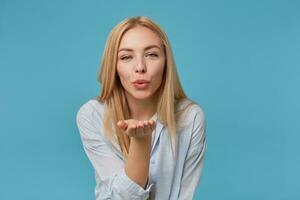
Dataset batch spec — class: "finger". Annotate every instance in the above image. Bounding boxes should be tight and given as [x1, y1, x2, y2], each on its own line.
[144, 120, 152, 134]
[117, 120, 127, 130]
[127, 123, 137, 137]
[149, 119, 156, 131]
[143, 120, 149, 128]
[143, 120, 150, 134]
[136, 121, 144, 136]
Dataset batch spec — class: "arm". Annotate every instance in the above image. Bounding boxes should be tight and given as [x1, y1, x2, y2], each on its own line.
[125, 136, 152, 189]
[76, 103, 152, 200]
[178, 110, 207, 200]
[117, 119, 155, 189]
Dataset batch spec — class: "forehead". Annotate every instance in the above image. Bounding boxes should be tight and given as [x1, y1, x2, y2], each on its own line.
[118, 26, 162, 50]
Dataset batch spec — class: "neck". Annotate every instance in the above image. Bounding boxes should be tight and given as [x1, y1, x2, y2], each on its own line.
[126, 93, 158, 121]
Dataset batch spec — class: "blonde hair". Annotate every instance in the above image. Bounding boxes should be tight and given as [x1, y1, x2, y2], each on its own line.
[96, 16, 194, 159]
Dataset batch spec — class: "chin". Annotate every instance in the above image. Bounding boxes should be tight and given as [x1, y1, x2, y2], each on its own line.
[131, 91, 154, 100]
[132, 94, 152, 100]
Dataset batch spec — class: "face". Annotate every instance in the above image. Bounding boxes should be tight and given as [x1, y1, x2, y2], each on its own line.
[116, 26, 166, 102]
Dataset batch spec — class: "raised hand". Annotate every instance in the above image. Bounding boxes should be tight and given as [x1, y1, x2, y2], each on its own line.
[117, 119, 156, 139]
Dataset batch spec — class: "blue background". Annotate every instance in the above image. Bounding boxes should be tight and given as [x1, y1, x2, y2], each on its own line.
[1, 0, 299, 199]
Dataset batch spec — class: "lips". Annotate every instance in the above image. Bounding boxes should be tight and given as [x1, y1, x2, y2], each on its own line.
[132, 79, 150, 89]
[133, 79, 150, 84]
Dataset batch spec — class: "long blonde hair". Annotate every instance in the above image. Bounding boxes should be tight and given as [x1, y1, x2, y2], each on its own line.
[97, 16, 193, 159]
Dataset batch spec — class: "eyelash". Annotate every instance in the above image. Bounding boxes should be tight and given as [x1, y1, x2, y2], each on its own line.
[120, 53, 158, 60]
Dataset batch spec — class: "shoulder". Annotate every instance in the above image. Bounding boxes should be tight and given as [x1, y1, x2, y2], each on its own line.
[77, 99, 104, 115]
[76, 99, 105, 126]
[176, 98, 206, 128]
[176, 99, 206, 154]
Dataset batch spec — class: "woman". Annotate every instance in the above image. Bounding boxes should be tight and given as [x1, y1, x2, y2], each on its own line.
[76, 16, 207, 200]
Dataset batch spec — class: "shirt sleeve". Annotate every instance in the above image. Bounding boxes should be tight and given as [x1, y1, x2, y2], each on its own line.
[178, 108, 207, 200]
[76, 101, 152, 200]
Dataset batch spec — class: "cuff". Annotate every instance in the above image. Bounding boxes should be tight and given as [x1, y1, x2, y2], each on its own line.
[115, 168, 153, 199]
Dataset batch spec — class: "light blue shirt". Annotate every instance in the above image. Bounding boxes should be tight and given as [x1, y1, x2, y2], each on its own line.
[76, 99, 207, 200]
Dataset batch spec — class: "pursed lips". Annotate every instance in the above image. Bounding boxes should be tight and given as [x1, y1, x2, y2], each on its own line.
[132, 79, 150, 89]
[132, 79, 150, 84]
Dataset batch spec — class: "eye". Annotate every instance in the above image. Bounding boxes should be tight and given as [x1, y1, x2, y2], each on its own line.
[120, 55, 132, 60]
[146, 53, 158, 58]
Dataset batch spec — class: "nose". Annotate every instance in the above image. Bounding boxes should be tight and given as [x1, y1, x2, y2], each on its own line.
[135, 56, 146, 73]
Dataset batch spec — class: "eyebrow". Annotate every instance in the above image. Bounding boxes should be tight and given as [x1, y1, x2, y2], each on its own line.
[118, 45, 161, 53]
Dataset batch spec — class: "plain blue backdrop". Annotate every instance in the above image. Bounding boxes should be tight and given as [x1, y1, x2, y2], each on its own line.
[1, 0, 299, 199]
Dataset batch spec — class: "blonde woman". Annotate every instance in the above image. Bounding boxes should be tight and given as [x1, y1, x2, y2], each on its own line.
[76, 16, 207, 200]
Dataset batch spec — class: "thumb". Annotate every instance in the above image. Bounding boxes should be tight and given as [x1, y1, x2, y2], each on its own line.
[117, 120, 128, 130]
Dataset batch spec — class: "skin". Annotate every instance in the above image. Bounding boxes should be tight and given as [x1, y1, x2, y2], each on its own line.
[115, 25, 166, 188]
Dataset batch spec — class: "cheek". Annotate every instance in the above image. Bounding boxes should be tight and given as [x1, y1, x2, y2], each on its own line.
[155, 60, 165, 77]
[151, 64, 165, 86]
[117, 66, 130, 80]
[117, 66, 134, 92]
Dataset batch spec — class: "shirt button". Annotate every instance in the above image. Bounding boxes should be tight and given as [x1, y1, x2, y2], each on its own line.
[151, 160, 155, 165]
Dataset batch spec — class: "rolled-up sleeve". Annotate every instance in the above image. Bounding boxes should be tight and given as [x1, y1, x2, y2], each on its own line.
[76, 101, 152, 200]
[178, 108, 207, 200]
